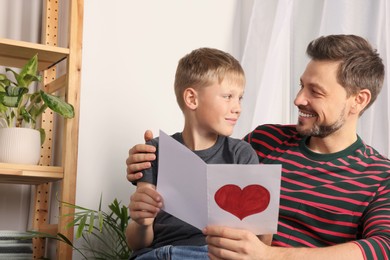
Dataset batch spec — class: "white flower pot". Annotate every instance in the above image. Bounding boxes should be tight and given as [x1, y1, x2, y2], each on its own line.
[0, 128, 41, 165]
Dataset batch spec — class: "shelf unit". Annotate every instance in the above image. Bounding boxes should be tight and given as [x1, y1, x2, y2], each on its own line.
[0, 1, 83, 259]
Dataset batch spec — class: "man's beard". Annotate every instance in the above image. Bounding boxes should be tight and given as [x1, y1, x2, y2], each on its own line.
[297, 107, 346, 138]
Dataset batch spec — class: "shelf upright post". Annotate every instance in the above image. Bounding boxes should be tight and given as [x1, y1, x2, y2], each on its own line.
[32, 0, 60, 258]
[57, 0, 84, 259]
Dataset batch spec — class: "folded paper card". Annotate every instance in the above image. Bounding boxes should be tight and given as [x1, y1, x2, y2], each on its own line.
[156, 130, 282, 235]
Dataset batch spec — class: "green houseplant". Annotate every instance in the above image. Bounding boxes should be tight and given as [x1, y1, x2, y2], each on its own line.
[0, 54, 74, 164]
[0, 54, 74, 130]
[30, 196, 132, 260]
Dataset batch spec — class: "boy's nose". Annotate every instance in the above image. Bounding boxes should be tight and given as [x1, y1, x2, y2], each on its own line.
[232, 100, 242, 114]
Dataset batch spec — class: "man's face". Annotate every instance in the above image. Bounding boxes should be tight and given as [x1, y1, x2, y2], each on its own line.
[294, 60, 354, 138]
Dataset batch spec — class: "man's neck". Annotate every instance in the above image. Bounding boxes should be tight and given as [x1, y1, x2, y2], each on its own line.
[306, 133, 358, 154]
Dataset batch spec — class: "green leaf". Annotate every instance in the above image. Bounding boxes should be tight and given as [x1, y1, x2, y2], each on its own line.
[98, 193, 103, 211]
[98, 210, 104, 232]
[0, 95, 20, 107]
[14, 54, 41, 87]
[37, 196, 133, 259]
[60, 199, 92, 211]
[109, 199, 121, 216]
[0, 74, 9, 89]
[56, 232, 74, 247]
[20, 107, 33, 123]
[6, 85, 29, 96]
[0, 103, 6, 114]
[88, 211, 95, 233]
[76, 215, 88, 238]
[66, 214, 84, 229]
[39, 128, 46, 145]
[40, 90, 74, 118]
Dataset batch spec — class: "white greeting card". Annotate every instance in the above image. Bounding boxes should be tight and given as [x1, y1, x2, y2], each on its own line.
[156, 130, 281, 234]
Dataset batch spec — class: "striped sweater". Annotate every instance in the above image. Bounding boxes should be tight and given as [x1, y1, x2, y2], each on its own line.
[244, 124, 390, 259]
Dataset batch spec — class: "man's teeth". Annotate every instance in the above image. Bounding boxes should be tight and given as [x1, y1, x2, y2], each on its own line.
[299, 111, 316, 118]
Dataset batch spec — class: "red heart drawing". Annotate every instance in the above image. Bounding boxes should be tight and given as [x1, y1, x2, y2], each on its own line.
[214, 184, 270, 220]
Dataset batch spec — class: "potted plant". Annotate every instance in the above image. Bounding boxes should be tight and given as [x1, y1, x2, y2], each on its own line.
[29, 196, 132, 259]
[0, 54, 74, 164]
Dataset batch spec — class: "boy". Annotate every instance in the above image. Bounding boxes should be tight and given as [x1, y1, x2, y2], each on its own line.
[126, 48, 271, 259]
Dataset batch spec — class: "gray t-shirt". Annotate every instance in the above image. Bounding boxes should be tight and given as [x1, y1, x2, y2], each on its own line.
[131, 132, 259, 259]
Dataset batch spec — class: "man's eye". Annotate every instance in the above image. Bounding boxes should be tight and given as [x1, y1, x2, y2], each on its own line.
[223, 95, 232, 99]
[311, 89, 323, 96]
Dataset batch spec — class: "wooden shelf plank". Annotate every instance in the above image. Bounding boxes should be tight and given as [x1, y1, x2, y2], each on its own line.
[0, 38, 69, 71]
[0, 163, 63, 184]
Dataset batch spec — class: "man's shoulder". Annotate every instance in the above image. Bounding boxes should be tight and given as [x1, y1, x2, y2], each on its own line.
[249, 124, 299, 138]
[254, 123, 297, 131]
[360, 141, 390, 163]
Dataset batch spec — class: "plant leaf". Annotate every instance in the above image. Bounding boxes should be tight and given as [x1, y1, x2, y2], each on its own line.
[39, 128, 46, 145]
[56, 232, 74, 247]
[13, 54, 41, 87]
[0, 95, 20, 107]
[76, 215, 88, 238]
[66, 214, 84, 229]
[40, 90, 74, 118]
[88, 211, 95, 233]
[6, 85, 29, 96]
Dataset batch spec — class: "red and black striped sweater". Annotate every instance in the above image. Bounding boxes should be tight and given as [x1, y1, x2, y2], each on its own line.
[244, 124, 390, 259]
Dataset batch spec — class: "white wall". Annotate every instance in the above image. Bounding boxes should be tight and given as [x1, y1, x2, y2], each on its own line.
[77, 0, 241, 220]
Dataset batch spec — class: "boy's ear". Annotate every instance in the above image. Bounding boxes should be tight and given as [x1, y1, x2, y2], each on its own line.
[183, 88, 198, 110]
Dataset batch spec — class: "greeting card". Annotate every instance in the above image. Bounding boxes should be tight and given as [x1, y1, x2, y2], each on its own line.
[156, 130, 281, 234]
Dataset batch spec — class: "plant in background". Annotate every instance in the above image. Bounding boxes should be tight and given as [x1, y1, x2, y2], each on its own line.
[30, 196, 132, 260]
[0, 54, 74, 142]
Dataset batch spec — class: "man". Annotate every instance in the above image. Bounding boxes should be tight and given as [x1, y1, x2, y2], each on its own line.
[126, 35, 390, 259]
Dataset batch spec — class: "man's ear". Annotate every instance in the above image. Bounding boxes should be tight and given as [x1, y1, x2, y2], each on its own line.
[183, 88, 198, 110]
[352, 89, 371, 114]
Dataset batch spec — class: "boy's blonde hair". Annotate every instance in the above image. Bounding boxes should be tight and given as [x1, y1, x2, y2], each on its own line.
[174, 47, 245, 110]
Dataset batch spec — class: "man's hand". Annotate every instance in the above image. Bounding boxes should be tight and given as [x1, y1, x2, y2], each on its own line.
[203, 225, 364, 260]
[126, 130, 156, 182]
[203, 225, 270, 260]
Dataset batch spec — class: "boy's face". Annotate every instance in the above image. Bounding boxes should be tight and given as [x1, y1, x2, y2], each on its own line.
[194, 78, 244, 137]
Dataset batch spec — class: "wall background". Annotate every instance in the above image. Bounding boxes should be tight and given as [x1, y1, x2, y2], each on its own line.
[77, 0, 247, 224]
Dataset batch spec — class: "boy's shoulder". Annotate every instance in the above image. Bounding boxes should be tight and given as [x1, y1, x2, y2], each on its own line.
[223, 135, 249, 146]
[146, 132, 183, 147]
[222, 135, 257, 153]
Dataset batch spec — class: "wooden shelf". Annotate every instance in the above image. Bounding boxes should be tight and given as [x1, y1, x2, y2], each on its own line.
[0, 163, 63, 185]
[0, 1, 83, 258]
[0, 38, 69, 71]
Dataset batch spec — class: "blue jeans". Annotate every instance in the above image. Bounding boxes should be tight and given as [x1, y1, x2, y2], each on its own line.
[136, 245, 208, 260]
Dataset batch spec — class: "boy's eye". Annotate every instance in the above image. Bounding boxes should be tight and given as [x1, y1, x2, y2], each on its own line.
[223, 94, 232, 99]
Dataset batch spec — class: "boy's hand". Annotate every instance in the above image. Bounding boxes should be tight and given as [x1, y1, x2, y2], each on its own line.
[129, 184, 163, 226]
